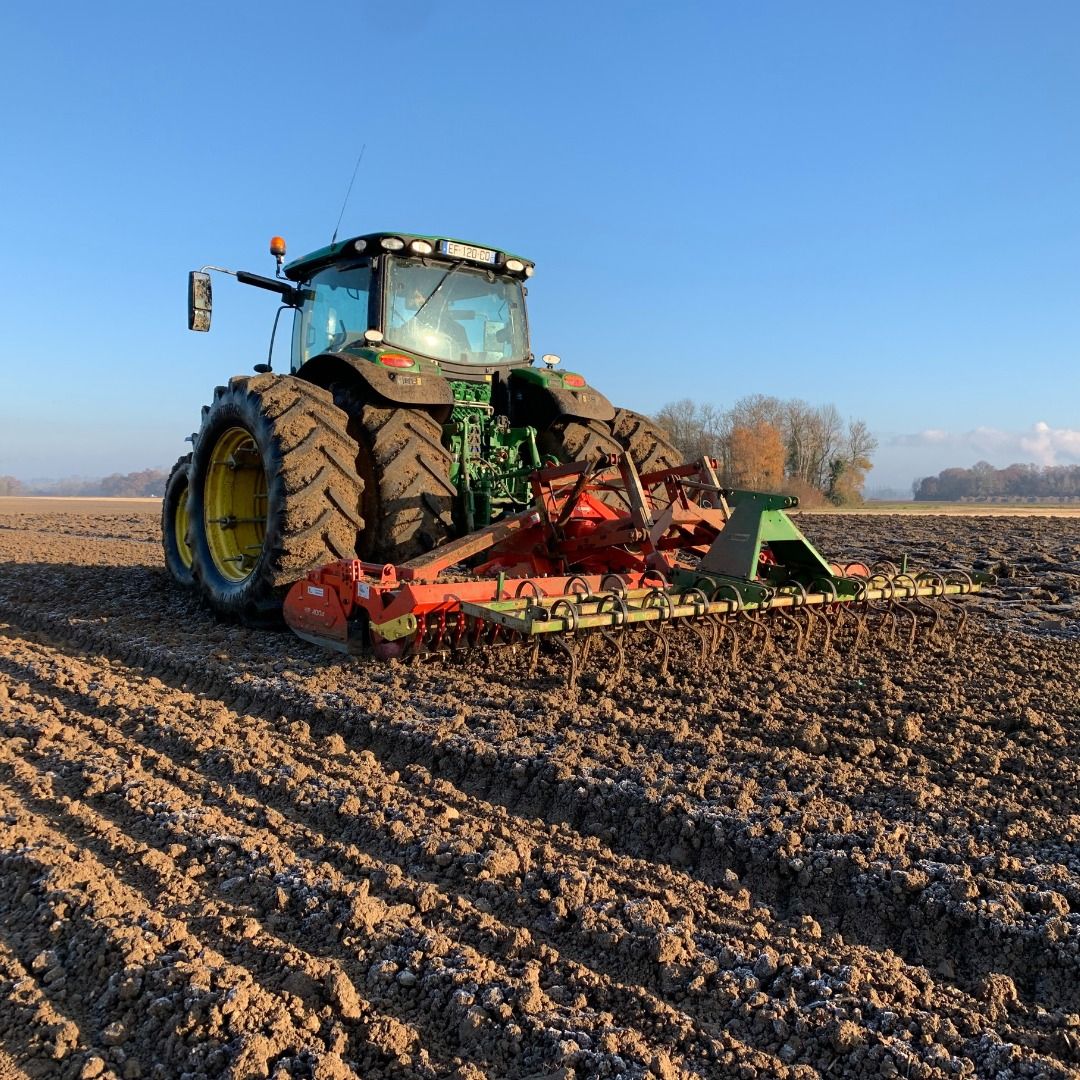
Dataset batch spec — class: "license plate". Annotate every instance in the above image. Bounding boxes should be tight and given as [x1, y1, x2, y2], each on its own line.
[438, 240, 497, 264]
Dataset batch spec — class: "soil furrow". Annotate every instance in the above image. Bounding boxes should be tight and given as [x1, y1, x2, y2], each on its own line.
[1, 510, 1079, 1078]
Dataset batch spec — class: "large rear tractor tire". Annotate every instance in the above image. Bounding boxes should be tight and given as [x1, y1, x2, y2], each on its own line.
[347, 402, 456, 563]
[161, 454, 194, 588]
[611, 408, 683, 474]
[536, 419, 626, 507]
[188, 374, 364, 626]
[536, 418, 624, 468]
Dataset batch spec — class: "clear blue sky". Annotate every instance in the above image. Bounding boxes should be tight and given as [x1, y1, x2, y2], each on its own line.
[3, 1, 1079, 492]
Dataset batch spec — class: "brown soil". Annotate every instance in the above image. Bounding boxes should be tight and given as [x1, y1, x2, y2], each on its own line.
[1, 509, 1079, 1079]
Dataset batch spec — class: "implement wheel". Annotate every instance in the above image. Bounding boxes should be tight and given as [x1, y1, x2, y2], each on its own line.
[188, 374, 364, 626]
[161, 454, 194, 588]
[611, 408, 683, 473]
[337, 395, 456, 563]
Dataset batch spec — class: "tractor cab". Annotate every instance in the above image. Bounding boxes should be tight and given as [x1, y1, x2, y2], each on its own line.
[283, 233, 534, 378]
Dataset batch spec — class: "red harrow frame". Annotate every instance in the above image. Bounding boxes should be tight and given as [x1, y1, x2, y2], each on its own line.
[284, 455, 992, 684]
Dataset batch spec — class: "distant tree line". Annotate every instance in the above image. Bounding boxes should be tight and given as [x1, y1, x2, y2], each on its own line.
[914, 461, 1080, 501]
[0, 469, 169, 498]
[654, 395, 878, 505]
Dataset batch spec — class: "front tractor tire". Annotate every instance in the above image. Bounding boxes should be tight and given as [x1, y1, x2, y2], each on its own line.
[161, 454, 194, 588]
[187, 374, 364, 626]
[350, 403, 455, 563]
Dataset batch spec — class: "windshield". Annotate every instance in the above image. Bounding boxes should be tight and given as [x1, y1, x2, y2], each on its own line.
[291, 263, 371, 369]
[384, 257, 528, 365]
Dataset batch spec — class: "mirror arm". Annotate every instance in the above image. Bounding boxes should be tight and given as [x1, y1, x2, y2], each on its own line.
[235, 271, 302, 306]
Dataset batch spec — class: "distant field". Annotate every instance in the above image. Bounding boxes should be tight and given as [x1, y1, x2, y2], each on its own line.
[801, 501, 1080, 517]
[0, 496, 161, 515]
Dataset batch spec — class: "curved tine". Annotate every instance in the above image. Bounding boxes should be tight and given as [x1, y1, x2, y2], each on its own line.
[578, 632, 595, 670]
[896, 595, 919, 651]
[892, 571, 918, 591]
[515, 578, 543, 599]
[596, 630, 627, 687]
[680, 586, 711, 614]
[729, 613, 744, 666]
[644, 623, 671, 676]
[913, 593, 942, 643]
[752, 589, 776, 654]
[527, 637, 542, 676]
[944, 568, 974, 591]
[711, 615, 735, 666]
[596, 591, 630, 627]
[848, 577, 870, 663]
[642, 566, 669, 589]
[784, 581, 811, 655]
[917, 570, 946, 598]
[685, 617, 712, 665]
[943, 595, 969, 646]
[550, 598, 580, 633]
[566, 574, 593, 600]
[711, 581, 745, 609]
[872, 560, 899, 578]
[872, 575, 897, 645]
[811, 577, 839, 653]
[550, 635, 579, 692]
[643, 586, 675, 622]
[600, 573, 628, 597]
[889, 574, 920, 650]
[831, 599, 855, 652]
[707, 612, 723, 657]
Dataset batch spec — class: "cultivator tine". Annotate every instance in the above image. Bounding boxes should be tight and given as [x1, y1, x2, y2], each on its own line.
[686, 619, 711, 664]
[645, 623, 671, 675]
[550, 635, 579, 691]
[596, 630, 627, 686]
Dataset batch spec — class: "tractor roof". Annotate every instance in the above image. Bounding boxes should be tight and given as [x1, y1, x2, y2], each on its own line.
[283, 232, 534, 282]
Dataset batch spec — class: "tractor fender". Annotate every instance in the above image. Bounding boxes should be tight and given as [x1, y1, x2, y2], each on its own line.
[507, 370, 615, 428]
[296, 353, 455, 409]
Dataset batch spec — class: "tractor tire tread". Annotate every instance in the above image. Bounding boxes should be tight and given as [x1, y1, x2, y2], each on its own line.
[611, 407, 683, 474]
[357, 404, 456, 562]
[189, 374, 364, 625]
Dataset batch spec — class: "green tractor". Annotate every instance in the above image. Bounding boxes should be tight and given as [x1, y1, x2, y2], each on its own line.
[164, 232, 681, 624]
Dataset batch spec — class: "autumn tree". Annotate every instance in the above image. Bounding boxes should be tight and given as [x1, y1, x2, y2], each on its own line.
[655, 396, 877, 501]
[727, 421, 785, 490]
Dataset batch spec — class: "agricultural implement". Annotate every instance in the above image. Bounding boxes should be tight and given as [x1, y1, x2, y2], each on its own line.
[283, 452, 993, 685]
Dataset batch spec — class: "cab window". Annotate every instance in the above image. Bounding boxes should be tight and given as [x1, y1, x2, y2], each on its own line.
[291, 263, 371, 369]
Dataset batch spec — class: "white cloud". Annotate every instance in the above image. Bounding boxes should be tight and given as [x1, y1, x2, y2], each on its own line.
[888, 422, 1080, 467]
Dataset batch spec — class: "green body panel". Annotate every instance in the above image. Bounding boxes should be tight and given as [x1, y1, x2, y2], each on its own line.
[509, 365, 590, 393]
[443, 378, 541, 532]
[676, 493, 837, 598]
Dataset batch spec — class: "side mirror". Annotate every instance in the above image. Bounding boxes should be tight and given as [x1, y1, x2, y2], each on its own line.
[542, 353, 561, 368]
[188, 271, 212, 332]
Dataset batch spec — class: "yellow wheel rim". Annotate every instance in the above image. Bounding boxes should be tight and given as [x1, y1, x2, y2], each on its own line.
[174, 483, 193, 570]
[203, 426, 268, 583]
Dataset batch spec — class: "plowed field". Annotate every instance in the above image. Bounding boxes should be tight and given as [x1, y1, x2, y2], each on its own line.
[1, 501, 1079, 1080]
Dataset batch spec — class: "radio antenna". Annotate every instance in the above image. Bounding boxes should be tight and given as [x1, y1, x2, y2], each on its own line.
[330, 144, 366, 246]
